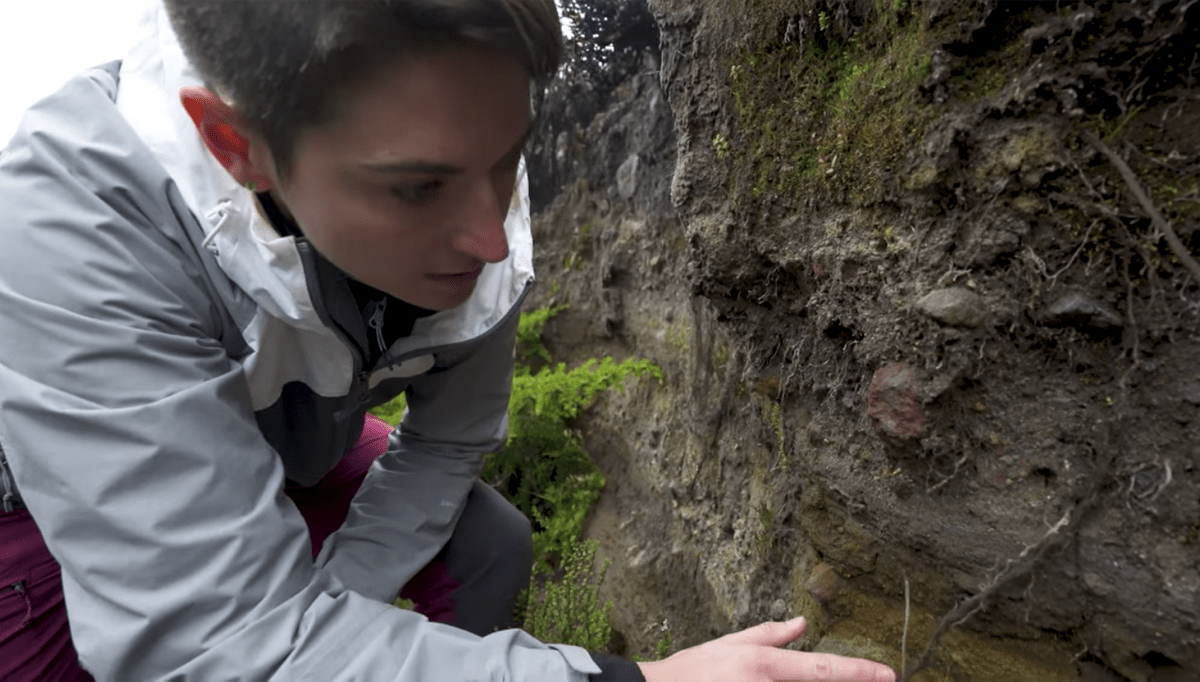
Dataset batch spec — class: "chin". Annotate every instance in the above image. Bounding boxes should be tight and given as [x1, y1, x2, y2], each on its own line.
[417, 287, 476, 312]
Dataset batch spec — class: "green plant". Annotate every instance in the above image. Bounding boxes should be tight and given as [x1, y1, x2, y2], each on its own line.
[370, 393, 407, 426]
[520, 538, 613, 650]
[712, 132, 732, 160]
[761, 398, 787, 472]
[517, 304, 566, 363]
[726, 2, 937, 205]
[631, 626, 673, 662]
[528, 470, 606, 572]
[373, 307, 660, 643]
[494, 354, 661, 571]
[653, 630, 672, 659]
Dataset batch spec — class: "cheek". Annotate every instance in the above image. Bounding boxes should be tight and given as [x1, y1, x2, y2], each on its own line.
[494, 169, 519, 213]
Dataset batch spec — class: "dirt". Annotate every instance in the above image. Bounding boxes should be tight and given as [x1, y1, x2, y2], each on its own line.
[525, 1, 1200, 679]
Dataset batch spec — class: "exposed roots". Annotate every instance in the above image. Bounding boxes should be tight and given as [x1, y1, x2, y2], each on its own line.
[1082, 130, 1200, 284]
[925, 452, 970, 495]
[901, 507, 1079, 681]
[902, 421, 1118, 681]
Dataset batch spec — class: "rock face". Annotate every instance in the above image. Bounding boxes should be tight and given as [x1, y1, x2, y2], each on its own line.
[526, 0, 1200, 678]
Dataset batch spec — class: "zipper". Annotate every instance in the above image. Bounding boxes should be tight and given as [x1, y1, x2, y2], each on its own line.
[366, 297, 397, 370]
[291, 239, 379, 409]
[2, 580, 32, 640]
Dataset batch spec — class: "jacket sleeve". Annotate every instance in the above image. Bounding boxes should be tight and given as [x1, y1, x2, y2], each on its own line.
[315, 307, 520, 604]
[0, 68, 600, 682]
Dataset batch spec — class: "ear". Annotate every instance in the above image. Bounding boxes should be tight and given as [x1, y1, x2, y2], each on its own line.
[179, 86, 277, 191]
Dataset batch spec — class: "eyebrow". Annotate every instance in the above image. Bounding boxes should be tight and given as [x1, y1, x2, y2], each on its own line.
[359, 121, 536, 175]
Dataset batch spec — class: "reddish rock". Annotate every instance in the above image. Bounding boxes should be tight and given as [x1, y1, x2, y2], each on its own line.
[805, 562, 844, 604]
[867, 363, 925, 440]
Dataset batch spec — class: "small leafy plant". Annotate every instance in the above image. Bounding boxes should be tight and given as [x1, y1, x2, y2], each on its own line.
[519, 538, 613, 650]
[493, 307, 661, 574]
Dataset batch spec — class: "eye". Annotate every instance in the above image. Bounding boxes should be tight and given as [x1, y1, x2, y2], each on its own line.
[391, 179, 443, 203]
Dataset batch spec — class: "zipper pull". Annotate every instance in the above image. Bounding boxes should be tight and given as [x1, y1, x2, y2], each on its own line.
[366, 298, 397, 369]
[9, 580, 31, 632]
[367, 298, 388, 356]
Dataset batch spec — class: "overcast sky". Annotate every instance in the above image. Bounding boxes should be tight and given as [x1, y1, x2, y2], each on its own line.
[0, 0, 155, 146]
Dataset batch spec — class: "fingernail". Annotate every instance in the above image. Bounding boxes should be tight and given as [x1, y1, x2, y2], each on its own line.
[788, 616, 806, 626]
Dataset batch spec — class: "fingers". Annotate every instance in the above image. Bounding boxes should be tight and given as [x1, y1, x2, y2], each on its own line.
[759, 648, 896, 682]
[719, 616, 807, 647]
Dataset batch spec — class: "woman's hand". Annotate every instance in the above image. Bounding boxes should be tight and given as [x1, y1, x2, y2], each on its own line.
[636, 617, 895, 682]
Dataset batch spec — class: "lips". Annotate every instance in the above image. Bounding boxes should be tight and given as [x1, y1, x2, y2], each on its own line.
[428, 264, 484, 281]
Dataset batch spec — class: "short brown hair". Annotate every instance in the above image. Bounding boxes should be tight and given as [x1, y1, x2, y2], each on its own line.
[165, 0, 563, 178]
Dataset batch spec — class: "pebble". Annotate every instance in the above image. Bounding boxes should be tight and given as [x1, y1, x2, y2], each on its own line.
[867, 363, 925, 440]
[805, 562, 845, 604]
[1181, 382, 1200, 406]
[616, 154, 640, 199]
[1039, 292, 1123, 330]
[916, 288, 987, 327]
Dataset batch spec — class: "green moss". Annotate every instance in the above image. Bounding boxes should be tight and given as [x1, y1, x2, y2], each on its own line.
[755, 501, 776, 552]
[1081, 104, 1146, 143]
[955, 64, 1010, 101]
[760, 396, 788, 472]
[665, 319, 692, 352]
[725, 3, 941, 207]
[712, 337, 732, 373]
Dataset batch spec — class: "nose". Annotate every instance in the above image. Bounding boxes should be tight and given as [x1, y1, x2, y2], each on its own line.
[452, 179, 510, 264]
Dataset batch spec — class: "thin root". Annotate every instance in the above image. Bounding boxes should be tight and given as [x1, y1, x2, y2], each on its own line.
[1082, 131, 1200, 284]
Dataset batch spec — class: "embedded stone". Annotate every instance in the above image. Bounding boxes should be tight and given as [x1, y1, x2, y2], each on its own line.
[804, 562, 844, 605]
[616, 153, 640, 199]
[1040, 292, 1123, 330]
[867, 363, 925, 440]
[813, 634, 893, 663]
[1181, 382, 1200, 406]
[916, 288, 986, 327]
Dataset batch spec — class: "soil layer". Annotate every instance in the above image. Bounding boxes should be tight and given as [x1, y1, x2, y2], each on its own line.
[526, 1, 1200, 679]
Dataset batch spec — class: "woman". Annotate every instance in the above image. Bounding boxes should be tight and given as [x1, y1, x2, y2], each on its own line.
[0, 2, 893, 681]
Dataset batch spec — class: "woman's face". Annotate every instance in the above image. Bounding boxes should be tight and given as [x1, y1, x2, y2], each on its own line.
[267, 46, 532, 311]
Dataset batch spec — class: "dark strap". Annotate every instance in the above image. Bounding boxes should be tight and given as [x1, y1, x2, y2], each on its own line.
[588, 652, 646, 681]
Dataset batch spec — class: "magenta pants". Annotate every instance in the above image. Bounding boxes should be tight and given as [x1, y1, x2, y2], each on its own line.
[0, 414, 532, 681]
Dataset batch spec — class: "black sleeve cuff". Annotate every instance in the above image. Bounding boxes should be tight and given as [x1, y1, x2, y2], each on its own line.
[588, 652, 646, 681]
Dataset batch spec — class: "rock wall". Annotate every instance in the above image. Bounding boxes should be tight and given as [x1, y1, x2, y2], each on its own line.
[526, 1, 1200, 679]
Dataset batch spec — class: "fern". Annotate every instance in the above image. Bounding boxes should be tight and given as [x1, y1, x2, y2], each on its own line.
[529, 470, 605, 574]
[373, 306, 661, 650]
[516, 304, 567, 364]
[488, 356, 661, 571]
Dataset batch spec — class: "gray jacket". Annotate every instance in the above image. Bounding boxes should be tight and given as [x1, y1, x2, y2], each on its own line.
[0, 5, 599, 681]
